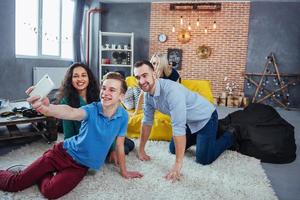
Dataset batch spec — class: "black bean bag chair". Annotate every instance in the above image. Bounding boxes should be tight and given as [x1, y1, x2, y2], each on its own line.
[218, 103, 296, 164]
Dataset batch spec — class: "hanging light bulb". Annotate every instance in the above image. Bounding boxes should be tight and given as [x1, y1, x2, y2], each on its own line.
[213, 21, 217, 29]
[196, 18, 200, 27]
[188, 22, 192, 31]
[204, 27, 208, 34]
[180, 16, 183, 26]
[172, 25, 175, 33]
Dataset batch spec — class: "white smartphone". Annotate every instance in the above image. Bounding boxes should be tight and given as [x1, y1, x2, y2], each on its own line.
[29, 74, 55, 99]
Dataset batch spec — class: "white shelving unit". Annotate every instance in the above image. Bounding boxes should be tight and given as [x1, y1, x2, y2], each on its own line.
[99, 31, 134, 82]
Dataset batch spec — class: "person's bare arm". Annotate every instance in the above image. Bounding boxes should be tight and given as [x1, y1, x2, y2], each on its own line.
[165, 135, 186, 182]
[138, 124, 152, 161]
[116, 136, 143, 179]
[27, 95, 85, 121]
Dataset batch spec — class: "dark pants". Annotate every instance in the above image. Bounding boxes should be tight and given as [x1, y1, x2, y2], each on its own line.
[124, 137, 135, 155]
[169, 110, 233, 165]
[0, 142, 88, 199]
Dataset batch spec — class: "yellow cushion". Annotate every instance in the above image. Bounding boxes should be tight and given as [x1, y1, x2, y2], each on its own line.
[125, 76, 214, 141]
[125, 76, 138, 87]
[181, 79, 215, 103]
[127, 111, 172, 141]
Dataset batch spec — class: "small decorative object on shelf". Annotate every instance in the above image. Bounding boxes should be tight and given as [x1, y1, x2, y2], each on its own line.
[217, 93, 248, 108]
[225, 81, 238, 96]
[217, 77, 249, 108]
[218, 92, 227, 106]
[112, 51, 127, 64]
[243, 52, 300, 110]
[226, 95, 234, 107]
[127, 51, 131, 65]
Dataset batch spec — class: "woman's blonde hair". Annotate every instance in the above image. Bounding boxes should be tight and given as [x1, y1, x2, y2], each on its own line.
[150, 52, 172, 77]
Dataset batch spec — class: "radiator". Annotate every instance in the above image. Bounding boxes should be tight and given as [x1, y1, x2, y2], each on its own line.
[33, 67, 69, 89]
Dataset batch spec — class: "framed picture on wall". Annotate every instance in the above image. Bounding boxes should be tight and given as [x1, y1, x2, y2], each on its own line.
[167, 48, 182, 70]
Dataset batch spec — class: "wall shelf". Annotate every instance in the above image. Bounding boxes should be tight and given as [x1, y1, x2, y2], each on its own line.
[99, 31, 134, 82]
[100, 64, 132, 68]
[101, 49, 132, 52]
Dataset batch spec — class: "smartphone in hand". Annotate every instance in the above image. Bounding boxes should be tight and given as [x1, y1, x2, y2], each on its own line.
[29, 74, 55, 99]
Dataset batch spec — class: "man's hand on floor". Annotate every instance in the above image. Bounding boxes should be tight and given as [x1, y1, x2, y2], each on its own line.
[137, 150, 151, 161]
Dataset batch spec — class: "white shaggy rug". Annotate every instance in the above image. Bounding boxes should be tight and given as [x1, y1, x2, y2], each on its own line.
[0, 135, 278, 200]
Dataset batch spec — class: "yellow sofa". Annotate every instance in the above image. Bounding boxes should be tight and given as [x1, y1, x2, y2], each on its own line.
[125, 77, 214, 141]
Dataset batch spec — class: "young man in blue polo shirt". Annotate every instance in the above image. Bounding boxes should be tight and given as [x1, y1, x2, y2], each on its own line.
[0, 72, 143, 199]
[133, 60, 234, 183]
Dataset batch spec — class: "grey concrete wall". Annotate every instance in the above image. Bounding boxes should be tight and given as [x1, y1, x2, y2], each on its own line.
[0, 0, 71, 101]
[246, 2, 300, 108]
[100, 3, 150, 63]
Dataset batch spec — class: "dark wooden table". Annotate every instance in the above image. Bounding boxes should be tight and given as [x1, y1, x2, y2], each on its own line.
[0, 101, 57, 144]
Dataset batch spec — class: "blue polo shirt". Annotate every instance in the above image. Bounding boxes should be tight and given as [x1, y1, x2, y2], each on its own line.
[63, 102, 128, 170]
[142, 79, 215, 136]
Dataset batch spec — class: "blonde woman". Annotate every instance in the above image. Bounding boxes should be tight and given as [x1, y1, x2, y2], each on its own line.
[151, 52, 180, 81]
[133, 53, 180, 114]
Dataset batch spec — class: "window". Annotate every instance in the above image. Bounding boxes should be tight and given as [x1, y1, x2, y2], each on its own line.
[15, 0, 74, 60]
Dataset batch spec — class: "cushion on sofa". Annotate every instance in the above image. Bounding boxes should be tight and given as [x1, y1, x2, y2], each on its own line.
[122, 86, 141, 110]
[181, 79, 215, 103]
[126, 76, 138, 87]
[122, 87, 135, 110]
[127, 111, 172, 141]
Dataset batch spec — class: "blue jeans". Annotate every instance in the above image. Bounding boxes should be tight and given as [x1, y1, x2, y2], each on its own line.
[169, 110, 233, 165]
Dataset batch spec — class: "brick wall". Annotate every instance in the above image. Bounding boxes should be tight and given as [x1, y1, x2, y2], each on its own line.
[149, 2, 250, 99]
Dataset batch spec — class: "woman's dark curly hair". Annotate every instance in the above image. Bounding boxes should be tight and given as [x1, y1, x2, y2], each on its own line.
[56, 63, 100, 108]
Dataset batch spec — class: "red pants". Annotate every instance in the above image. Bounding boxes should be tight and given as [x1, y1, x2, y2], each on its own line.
[0, 142, 88, 199]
